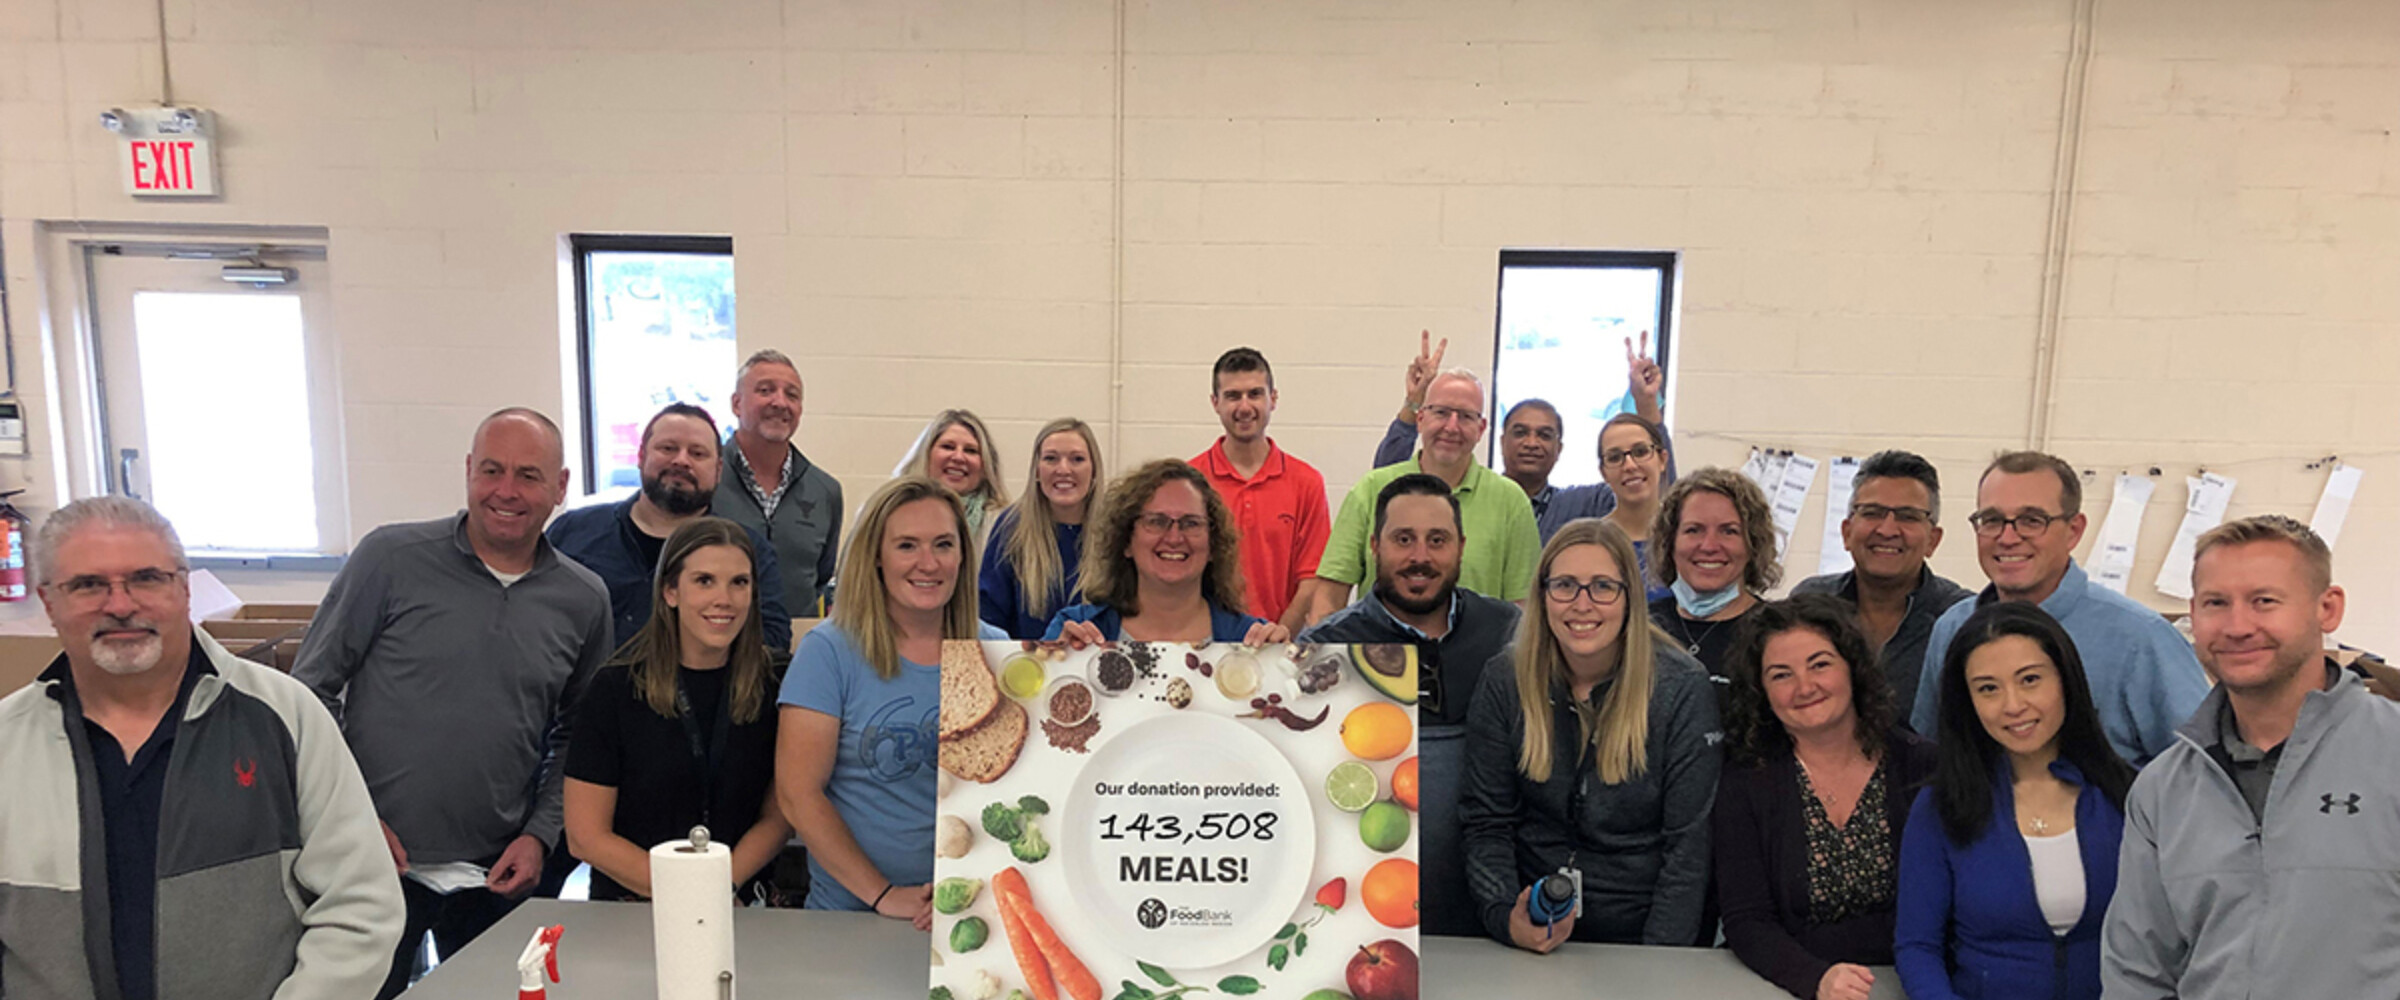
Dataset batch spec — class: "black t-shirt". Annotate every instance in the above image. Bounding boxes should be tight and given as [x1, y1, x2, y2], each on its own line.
[634, 527, 667, 584]
[565, 662, 781, 900]
[1649, 596, 1762, 716]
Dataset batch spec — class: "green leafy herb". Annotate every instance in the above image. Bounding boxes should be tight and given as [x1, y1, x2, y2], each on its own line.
[1217, 977, 1263, 996]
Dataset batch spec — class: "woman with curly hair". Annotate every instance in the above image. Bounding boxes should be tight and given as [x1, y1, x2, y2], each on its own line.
[1713, 594, 1936, 1000]
[1044, 459, 1288, 645]
[1649, 467, 1784, 694]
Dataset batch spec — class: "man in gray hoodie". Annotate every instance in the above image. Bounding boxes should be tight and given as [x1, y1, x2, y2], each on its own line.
[2102, 515, 2400, 999]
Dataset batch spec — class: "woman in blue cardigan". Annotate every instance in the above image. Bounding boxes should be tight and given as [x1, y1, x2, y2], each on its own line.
[1895, 601, 2136, 1000]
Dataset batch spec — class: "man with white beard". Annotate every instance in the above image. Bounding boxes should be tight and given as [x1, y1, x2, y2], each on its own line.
[0, 497, 401, 1000]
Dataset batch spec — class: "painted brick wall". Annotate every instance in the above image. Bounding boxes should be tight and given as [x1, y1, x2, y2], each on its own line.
[1, 0, 2392, 649]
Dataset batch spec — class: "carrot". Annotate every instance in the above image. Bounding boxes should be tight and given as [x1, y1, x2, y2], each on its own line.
[995, 867, 1101, 1000]
[994, 879, 1058, 1000]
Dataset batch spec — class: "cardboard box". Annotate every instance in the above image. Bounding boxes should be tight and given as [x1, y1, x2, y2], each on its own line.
[0, 634, 60, 697]
[220, 603, 318, 624]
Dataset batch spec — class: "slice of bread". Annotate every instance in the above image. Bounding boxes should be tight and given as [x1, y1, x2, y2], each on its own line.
[939, 697, 1027, 784]
[940, 642, 1001, 740]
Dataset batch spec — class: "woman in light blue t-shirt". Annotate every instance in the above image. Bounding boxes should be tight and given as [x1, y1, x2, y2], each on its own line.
[777, 476, 1002, 924]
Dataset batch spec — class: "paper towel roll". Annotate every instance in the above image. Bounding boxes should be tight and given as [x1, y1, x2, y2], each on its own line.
[651, 837, 735, 1000]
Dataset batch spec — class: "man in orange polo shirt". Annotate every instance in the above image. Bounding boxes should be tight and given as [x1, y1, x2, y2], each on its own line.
[1191, 347, 1332, 632]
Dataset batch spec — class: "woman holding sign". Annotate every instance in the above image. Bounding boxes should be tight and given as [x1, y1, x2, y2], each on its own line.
[1044, 459, 1287, 645]
[563, 517, 791, 902]
[1460, 518, 1721, 950]
[776, 477, 1004, 925]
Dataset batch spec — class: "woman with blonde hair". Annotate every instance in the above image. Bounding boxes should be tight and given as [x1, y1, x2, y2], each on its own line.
[894, 409, 1008, 544]
[775, 476, 1003, 923]
[565, 517, 791, 901]
[1045, 459, 1286, 645]
[1460, 518, 1721, 950]
[978, 417, 1103, 638]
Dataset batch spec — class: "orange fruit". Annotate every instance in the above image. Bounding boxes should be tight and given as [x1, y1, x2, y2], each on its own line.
[1340, 703, 1413, 761]
[1361, 858, 1419, 929]
[1391, 756, 1419, 811]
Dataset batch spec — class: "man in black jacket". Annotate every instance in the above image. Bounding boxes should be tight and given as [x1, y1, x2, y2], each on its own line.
[1299, 473, 1519, 938]
[1790, 450, 1971, 722]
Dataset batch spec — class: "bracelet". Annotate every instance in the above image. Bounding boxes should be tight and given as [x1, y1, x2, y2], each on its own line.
[872, 883, 896, 909]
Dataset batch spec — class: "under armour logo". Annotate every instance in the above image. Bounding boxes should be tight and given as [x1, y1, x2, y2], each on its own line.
[233, 758, 257, 789]
[2320, 792, 2361, 815]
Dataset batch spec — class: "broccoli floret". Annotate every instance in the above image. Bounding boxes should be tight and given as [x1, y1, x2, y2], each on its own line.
[1017, 795, 1050, 816]
[933, 877, 983, 915]
[949, 915, 989, 953]
[981, 800, 1024, 841]
[1010, 824, 1051, 863]
[930, 989, 955, 1000]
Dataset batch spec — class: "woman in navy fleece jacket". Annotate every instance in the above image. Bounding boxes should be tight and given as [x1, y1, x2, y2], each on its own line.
[1894, 602, 2135, 1000]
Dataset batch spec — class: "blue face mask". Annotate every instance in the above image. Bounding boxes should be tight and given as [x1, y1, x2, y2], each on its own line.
[1672, 576, 1741, 618]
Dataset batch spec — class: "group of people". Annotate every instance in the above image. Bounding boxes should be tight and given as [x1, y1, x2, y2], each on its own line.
[0, 335, 2391, 1000]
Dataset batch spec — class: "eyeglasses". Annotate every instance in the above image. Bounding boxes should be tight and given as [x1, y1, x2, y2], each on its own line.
[48, 568, 183, 606]
[1420, 404, 1483, 426]
[1136, 513, 1208, 537]
[1542, 576, 1628, 605]
[1851, 504, 1934, 527]
[1505, 425, 1560, 443]
[1602, 443, 1660, 466]
[1968, 509, 2062, 538]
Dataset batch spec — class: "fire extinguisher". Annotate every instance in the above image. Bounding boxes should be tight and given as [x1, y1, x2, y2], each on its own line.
[0, 490, 26, 602]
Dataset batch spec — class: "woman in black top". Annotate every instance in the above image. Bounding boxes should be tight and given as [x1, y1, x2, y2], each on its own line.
[565, 517, 789, 900]
[1648, 467, 1783, 702]
[1715, 595, 1935, 1000]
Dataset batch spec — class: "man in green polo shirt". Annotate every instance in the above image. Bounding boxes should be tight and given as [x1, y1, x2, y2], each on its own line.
[1303, 367, 1540, 625]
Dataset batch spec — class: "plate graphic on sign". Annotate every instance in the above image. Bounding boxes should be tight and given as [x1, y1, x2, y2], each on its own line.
[1061, 712, 1316, 967]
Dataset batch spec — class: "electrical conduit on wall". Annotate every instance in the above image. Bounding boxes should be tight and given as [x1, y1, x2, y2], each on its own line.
[2026, 0, 2100, 449]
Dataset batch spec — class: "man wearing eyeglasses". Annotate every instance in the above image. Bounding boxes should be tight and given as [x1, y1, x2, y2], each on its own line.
[1308, 364, 1541, 624]
[1907, 451, 2208, 765]
[1790, 450, 1973, 721]
[1298, 474, 1522, 938]
[0, 497, 402, 1000]
[1373, 331, 1674, 541]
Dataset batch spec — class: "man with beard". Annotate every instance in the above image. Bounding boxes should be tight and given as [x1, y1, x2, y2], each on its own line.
[2104, 515, 2400, 999]
[1299, 474, 1520, 938]
[293, 408, 612, 999]
[1309, 367, 1540, 623]
[713, 349, 842, 617]
[548, 403, 793, 651]
[0, 497, 403, 1000]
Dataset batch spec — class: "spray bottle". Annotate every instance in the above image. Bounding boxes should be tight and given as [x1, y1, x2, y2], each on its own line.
[516, 924, 565, 1000]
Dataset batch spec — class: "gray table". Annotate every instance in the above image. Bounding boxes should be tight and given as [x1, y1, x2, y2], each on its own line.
[404, 899, 1904, 998]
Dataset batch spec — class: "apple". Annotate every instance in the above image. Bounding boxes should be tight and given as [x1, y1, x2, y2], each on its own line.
[1346, 939, 1418, 1000]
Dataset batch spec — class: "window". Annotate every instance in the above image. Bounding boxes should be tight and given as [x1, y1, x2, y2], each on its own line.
[76, 240, 346, 557]
[1489, 250, 1679, 488]
[572, 235, 737, 495]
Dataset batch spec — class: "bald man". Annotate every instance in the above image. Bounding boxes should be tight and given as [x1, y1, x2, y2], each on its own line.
[293, 408, 612, 999]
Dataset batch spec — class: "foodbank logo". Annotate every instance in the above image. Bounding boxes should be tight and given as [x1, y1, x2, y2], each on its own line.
[1137, 898, 1169, 929]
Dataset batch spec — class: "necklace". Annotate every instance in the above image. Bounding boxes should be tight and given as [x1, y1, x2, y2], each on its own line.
[2031, 816, 2049, 835]
[1671, 614, 1728, 657]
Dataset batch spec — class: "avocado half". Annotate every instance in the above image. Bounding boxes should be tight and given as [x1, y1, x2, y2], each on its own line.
[1350, 644, 1418, 705]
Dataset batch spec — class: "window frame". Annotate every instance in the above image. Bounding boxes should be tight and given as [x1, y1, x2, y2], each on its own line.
[1488, 248, 1681, 466]
[568, 233, 735, 496]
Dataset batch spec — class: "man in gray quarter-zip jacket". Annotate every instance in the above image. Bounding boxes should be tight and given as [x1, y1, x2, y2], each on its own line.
[2103, 515, 2400, 999]
[0, 497, 401, 1000]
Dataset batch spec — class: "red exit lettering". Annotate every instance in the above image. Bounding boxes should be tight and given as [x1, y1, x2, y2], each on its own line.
[130, 140, 196, 191]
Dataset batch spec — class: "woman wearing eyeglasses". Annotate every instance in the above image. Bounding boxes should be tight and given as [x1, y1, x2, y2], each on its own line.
[1714, 595, 1936, 1000]
[1648, 468, 1783, 696]
[1596, 413, 1675, 602]
[1460, 518, 1720, 951]
[1045, 459, 1288, 645]
[1894, 601, 2133, 1000]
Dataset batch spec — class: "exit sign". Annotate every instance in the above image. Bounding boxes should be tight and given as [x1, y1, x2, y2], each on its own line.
[110, 108, 220, 198]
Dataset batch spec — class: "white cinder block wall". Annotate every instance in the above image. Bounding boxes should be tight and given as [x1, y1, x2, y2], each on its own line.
[2, 0, 2394, 649]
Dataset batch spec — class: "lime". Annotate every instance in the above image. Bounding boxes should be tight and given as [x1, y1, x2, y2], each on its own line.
[1324, 761, 1379, 813]
[1358, 801, 1411, 853]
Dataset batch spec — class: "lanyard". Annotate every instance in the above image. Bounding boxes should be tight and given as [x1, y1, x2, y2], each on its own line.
[673, 673, 736, 827]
